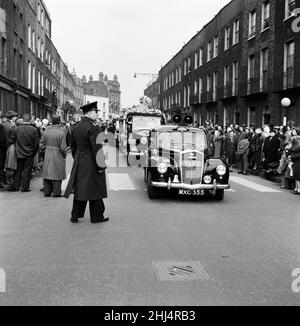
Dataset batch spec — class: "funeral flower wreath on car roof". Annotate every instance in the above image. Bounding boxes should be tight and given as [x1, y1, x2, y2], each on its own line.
[123, 107, 163, 118]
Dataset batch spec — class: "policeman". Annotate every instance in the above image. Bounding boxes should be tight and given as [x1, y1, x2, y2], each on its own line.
[64, 102, 109, 224]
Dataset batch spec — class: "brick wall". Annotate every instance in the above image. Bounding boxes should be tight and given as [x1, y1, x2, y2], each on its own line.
[156, 0, 300, 127]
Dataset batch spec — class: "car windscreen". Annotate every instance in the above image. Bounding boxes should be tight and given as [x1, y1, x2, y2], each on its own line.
[158, 131, 206, 151]
[132, 116, 162, 131]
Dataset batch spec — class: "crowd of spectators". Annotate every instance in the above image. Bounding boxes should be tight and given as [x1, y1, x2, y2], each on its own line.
[200, 121, 300, 195]
[0, 111, 73, 195]
[1, 110, 300, 196]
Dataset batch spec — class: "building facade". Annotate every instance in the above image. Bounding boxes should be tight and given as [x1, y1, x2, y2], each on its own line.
[157, 0, 300, 127]
[144, 78, 160, 109]
[84, 94, 109, 121]
[71, 69, 84, 113]
[83, 72, 121, 119]
[0, 0, 80, 120]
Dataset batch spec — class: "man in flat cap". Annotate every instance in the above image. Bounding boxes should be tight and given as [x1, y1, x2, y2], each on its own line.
[64, 102, 109, 224]
[2, 111, 18, 135]
[7, 113, 40, 192]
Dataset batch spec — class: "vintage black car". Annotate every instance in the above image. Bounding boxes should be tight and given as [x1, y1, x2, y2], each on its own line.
[144, 116, 230, 201]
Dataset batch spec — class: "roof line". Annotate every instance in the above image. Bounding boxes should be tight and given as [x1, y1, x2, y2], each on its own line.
[160, 0, 236, 70]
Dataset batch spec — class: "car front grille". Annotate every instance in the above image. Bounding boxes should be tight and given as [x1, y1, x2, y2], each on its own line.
[180, 151, 204, 185]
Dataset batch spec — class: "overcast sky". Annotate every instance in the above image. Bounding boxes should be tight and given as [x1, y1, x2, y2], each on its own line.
[46, 0, 230, 107]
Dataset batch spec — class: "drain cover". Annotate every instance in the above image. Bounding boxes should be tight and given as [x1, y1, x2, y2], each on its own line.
[153, 261, 212, 282]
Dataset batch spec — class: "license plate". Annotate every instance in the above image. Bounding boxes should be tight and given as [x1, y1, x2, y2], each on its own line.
[179, 189, 205, 196]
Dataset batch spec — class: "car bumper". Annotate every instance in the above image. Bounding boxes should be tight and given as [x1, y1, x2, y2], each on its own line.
[129, 152, 145, 157]
[151, 180, 230, 191]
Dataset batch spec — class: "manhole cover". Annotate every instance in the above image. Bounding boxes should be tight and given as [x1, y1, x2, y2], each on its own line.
[153, 261, 212, 282]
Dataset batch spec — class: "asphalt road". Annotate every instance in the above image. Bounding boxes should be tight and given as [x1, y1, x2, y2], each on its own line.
[0, 146, 300, 306]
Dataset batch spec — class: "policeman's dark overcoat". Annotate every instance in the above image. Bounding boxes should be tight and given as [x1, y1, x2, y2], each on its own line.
[64, 117, 107, 201]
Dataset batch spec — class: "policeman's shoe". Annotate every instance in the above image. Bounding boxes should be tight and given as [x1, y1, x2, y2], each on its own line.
[21, 189, 31, 193]
[91, 217, 110, 224]
[290, 190, 300, 195]
[70, 218, 79, 224]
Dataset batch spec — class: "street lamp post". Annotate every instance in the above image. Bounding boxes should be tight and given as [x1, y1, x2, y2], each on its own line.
[281, 97, 291, 127]
[134, 73, 158, 79]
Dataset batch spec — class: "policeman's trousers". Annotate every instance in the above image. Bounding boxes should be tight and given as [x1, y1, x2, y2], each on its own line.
[71, 198, 105, 223]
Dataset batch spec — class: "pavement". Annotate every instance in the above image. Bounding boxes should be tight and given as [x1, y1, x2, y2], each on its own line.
[0, 146, 300, 306]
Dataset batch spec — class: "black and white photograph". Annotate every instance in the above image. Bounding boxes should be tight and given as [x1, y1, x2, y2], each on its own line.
[0, 0, 300, 309]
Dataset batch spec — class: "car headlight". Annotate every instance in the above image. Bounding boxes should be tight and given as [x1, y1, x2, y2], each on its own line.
[140, 137, 147, 145]
[216, 165, 227, 176]
[203, 175, 212, 184]
[158, 162, 168, 174]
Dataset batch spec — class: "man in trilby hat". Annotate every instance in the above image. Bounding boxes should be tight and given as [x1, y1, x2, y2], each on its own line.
[64, 102, 109, 224]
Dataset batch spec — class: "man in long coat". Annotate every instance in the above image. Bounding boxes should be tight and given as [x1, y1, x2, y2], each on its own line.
[64, 102, 109, 224]
[263, 129, 281, 168]
[288, 136, 300, 195]
[0, 124, 7, 188]
[41, 115, 67, 197]
[7, 114, 40, 192]
[224, 130, 238, 171]
[2, 111, 18, 185]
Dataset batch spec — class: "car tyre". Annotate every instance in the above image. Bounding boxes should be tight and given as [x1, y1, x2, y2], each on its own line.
[127, 154, 130, 167]
[144, 168, 148, 183]
[147, 172, 160, 199]
[215, 189, 224, 201]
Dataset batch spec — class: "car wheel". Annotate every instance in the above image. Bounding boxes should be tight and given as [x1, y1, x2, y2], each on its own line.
[147, 172, 160, 199]
[127, 154, 131, 167]
[215, 189, 224, 201]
